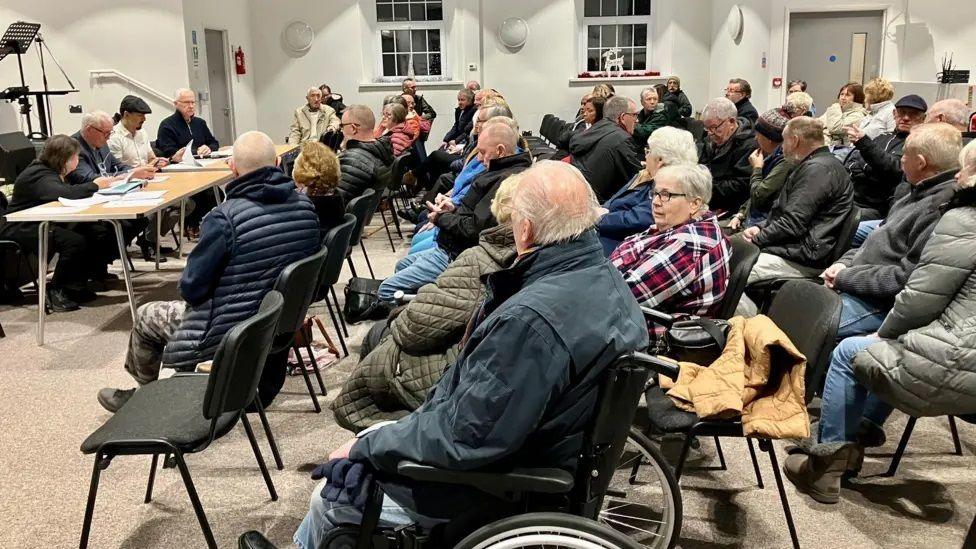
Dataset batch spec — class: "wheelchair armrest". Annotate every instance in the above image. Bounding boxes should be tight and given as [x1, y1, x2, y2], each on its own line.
[395, 461, 574, 499]
[633, 351, 681, 381]
[640, 306, 674, 328]
[392, 290, 416, 305]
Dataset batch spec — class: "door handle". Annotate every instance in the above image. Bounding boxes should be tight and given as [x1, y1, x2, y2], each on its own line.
[223, 107, 231, 115]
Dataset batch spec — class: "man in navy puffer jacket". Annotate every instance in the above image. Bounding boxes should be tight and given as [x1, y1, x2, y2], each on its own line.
[96, 131, 320, 413]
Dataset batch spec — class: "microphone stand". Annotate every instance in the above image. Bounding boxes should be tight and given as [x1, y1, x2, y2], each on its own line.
[34, 32, 75, 137]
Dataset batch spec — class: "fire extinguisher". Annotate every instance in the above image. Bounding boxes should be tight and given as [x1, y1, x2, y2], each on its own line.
[235, 47, 246, 75]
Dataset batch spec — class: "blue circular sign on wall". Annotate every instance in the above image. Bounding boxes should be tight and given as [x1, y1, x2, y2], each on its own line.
[829, 55, 837, 62]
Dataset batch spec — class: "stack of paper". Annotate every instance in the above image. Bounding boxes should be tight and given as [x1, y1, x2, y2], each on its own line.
[58, 195, 111, 208]
[105, 198, 164, 208]
[121, 190, 168, 201]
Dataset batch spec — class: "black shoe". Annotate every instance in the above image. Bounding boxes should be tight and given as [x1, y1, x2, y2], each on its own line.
[88, 279, 109, 293]
[97, 387, 136, 413]
[139, 243, 168, 263]
[64, 287, 97, 304]
[47, 288, 80, 312]
[92, 271, 120, 282]
[397, 205, 421, 224]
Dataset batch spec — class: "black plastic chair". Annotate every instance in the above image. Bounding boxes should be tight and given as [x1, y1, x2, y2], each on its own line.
[316, 214, 357, 357]
[642, 280, 842, 549]
[79, 291, 285, 549]
[382, 153, 414, 244]
[883, 414, 976, 477]
[717, 238, 760, 320]
[345, 188, 380, 279]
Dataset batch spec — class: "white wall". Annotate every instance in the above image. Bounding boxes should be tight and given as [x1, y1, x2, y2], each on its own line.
[0, 1, 189, 138]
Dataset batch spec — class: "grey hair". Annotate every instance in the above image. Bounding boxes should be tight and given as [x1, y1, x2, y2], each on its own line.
[929, 99, 971, 129]
[479, 121, 518, 152]
[512, 160, 600, 246]
[232, 131, 277, 175]
[640, 87, 659, 101]
[959, 139, 976, 188]
[785, 91, 814, 117]
[645, 127, 698, 166]
[604, 96, 632, 123]
[904, 122, 962, 173]
[702, 97, 737, 121]
[81, 111, 113, 130]
[656, 164, 713, 211]
[307, 87, 322, 97]
[481, 104, 513, 120]
[784, 116, 826, 144]
[458, 88, 475, 102]
[483, 115, 519, 134]
[173, 88, 194, 101]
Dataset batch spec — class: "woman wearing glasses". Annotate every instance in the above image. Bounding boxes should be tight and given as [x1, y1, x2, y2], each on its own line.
[609, 164, 731, 345]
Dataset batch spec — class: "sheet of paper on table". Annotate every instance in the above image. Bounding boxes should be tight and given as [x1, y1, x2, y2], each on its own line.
[58, 195, 112, 208]
[43, 205, 88, 214]
[151, 175, 170, 183]
[104, 198, 165, 208]
[197, 157, 226, 167]
[121, 190, 168, 200]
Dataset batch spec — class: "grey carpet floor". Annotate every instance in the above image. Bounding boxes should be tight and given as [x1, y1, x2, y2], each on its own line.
[0, 225, 973, 549]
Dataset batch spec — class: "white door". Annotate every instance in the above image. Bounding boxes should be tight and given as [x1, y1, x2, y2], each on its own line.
[204, 29, 234, 146]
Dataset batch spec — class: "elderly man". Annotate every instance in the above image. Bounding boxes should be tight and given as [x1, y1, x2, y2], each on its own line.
[736, 117, 854, 314]
[633, 86, 679, 147]
[156, 88, 219, 159]
[926, 98, 974, 143]
[96, 131, 320, 413]
[411, 89, 477, 190]
[402, 78, 436, 121]
[821, 122, 962, 339]
[568, 95, 642, 202]
[378, 122, 532, 302]
[726, 78, 758, 123]
[465, 80, 481, 92]
[289, 87, 341, 145]
[334, 104, 395, 202]
[664, 75, 693, 118]
[292, 160, 647, 549]
[699, 97, 757, 213]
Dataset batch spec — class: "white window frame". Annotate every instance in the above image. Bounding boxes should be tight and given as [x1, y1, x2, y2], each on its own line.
[368, 0, 449, 82]
[579, 13, 652, 74]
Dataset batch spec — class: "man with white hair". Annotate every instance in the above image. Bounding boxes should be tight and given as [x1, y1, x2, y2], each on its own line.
[699, 96, 757, 213]
[465, 80, 481, 92]
[156, 88, 220, 159]
[926, 99, 975, 143]
[568, 95, 642, 202]
[289, 87, 341, 144]
[291, 160, 647, 549]
[96, 131, 320, 412]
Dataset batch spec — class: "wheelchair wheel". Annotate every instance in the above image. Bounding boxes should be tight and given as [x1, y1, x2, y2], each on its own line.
[456, 512, 643, 548]
[597, 428, 681, 548]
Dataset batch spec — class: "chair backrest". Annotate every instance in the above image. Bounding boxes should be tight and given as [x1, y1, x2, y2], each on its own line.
[686, 118, 705, 143]
[539, 114, 553, 137]
[317, 213, 357, 296]
[827, 207, 860, 264]
[345, 187, 379, 247]
[271, 246, 328, 347]
[766, 280, 842, 402]
[390, 153, 414, 190]
[203, 291, 284, 419]
[571, 352, 653, 518]
[716, 238, 761, 320]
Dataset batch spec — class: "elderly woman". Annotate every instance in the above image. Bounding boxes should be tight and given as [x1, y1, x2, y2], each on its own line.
[784, 139, 976, 504]
[610, 164, 731, 343]
[292, 141, 344, 236]
[597, 126, 697, 254]
[729, 108, 795, 231]
[331, 174, 522, 432]
[374, 102, 416, 156]
[632, 86, 680, 147]
[856, 77, 896, 139]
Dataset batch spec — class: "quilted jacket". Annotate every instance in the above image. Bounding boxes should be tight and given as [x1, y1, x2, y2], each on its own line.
[853, 188, 976, 417]
[331, 224, 517, 432]
[664, 314, 810, 439]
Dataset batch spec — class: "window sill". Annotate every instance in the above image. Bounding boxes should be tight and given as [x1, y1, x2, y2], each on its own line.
[569, 76, 667, 85]
[358, 80, 464, 91]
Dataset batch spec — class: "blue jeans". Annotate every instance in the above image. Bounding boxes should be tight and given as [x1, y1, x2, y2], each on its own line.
[294, 479, 443, 549]
[818, 335, 894, 443]
[378, 245, 451, 303]
[836, 293, 887, 339]
[409, 228, 438, 254]
[852, 219, 882, 248]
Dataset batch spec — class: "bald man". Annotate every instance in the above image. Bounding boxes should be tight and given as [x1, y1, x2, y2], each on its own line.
[377, 120, 533, 302]
[926, 99, 975, 143]
[97, 131, 321, 412]
[156, 88, 220, 159]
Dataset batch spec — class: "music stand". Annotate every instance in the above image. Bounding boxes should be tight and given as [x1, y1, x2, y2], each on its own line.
[0, 22, 41, 134]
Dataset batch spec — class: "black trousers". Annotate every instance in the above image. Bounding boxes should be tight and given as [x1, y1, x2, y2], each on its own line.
[186, 190, 218, 229]
[2, 222, 91, 290]
[416, 149, 461, 190]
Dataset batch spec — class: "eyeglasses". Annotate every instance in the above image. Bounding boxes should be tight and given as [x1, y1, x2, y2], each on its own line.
[652, 190, 688, 203]
[339, 122, 360, 129]
[89, 125, 112, 137]
[622, 111, 639, 119]
[176, 99, 196, 105]
[704, 119, 731, 134]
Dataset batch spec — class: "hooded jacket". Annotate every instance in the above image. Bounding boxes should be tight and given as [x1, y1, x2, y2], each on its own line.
[700, 118, 757, 213]
[664, 89, 693, 118]
[331, 225, 518, 432]
[349, 230, 648, 516]
[336, 139, 395, 203]
[753, 147, 854, 268]
[162, 166, 320, 370]
[569, 118, 643, 202]
[844, 130, 907, 218]
[853, 187, 976, 418]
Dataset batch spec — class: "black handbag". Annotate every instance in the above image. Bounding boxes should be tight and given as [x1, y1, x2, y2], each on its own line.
[342, 277, 392, 324]
[665, 318, 730, 366]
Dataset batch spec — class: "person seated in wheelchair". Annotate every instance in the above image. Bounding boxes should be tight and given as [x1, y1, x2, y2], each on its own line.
[609, 164, 731, 347]
[293, 160, 648, 549]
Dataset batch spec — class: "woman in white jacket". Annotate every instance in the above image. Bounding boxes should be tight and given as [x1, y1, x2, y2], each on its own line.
[857, 78, 896, 139]
[819, 82, 868, 154]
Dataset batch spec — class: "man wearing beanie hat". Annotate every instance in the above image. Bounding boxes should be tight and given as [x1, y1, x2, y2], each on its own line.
[843, 94, 927, 220]
[730, 108, 796, 230]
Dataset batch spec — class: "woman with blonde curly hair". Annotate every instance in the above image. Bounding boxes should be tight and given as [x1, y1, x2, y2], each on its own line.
[292, 141, 345, 236]
[857, 77, 896, 139]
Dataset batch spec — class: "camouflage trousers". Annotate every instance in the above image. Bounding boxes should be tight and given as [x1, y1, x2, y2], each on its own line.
[124, 300, 186, 385]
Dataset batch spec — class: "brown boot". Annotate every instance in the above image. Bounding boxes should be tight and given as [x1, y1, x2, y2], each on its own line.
[783, 442, 859, 504]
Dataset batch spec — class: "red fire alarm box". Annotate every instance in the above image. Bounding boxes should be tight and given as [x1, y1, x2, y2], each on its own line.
[772, 77, 783, 88]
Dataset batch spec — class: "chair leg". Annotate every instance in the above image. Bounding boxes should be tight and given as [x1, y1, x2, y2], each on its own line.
[360, 241, 376, 279]
[144, 454, 160, 503]
[172, 452, 218, 549]
[305, 341, 328, 396]
[324, 296, 348, 357]
[346, 254, 358, 278]
[79, 453, 107, 549]
[254, 396, 283, 470]
[126, 251, 136, 273]
[0, 319, 5, 338]
[241, 414, 279, 501]
[714, 436, 727, 471]
[292, 344, 322, 413]
[884, 416, 917, 477]
[746, 438, 764, 489]
[329, 286, 349, 337]
[760, 439, 800, 549]
[378, 206, 398, 252]
[673, 433, 696, 482]
[949, 416, 963, 456]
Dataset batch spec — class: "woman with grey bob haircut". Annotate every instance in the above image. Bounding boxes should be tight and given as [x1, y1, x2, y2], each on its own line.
[597, 126, 699, 255]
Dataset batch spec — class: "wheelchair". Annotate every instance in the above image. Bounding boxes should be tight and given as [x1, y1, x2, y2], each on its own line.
[241, 351, 683, 548]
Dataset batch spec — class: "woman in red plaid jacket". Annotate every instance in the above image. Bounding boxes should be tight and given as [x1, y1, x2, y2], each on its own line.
[609, 164, 731, 343]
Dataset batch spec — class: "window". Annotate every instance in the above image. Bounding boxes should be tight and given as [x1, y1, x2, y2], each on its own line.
[376, 0, 444, 78]
[581, 0, 651, 73]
